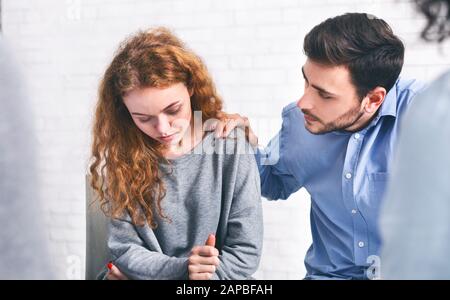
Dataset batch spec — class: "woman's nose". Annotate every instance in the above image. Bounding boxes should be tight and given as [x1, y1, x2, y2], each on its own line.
[155, 115, 171, 135]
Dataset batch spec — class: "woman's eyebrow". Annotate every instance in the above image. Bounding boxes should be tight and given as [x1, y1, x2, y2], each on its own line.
[131, 101, 181, 116]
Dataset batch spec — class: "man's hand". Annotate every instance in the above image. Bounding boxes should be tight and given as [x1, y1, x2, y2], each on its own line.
[188, 234, 220, 280]
[106, 262, 129, 280]
[205, 113, 258, 147]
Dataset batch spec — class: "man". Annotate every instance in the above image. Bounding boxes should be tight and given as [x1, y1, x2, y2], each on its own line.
[380, 0, 450, 279]
[218, 13, 425, 280]
[107, 13, 425, 280]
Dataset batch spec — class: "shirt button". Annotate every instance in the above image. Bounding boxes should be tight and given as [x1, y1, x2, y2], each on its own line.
[345, 173, 352, 179]
[351, 209, 357, 214]
[358, 241, 365, 248]
[354, 133, 360, 139]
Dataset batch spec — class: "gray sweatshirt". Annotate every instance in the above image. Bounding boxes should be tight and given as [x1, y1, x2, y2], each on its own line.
[107, 130, 263, 280]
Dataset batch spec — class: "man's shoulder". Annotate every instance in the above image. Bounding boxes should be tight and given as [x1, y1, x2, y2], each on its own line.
[396, 77, 428, 98]
[393, 78, 428, 115]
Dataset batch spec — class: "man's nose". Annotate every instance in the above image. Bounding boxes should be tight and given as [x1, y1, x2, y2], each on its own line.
[297, 93, 313, 111]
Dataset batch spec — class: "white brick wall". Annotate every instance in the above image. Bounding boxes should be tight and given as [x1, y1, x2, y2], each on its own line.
[2, 0, 450, 279]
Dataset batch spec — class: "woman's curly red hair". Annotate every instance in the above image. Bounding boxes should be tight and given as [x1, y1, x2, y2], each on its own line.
[89, 27, 223, 227]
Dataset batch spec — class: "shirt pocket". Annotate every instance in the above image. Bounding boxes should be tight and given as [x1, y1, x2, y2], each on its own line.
[365, 172, 390, 249]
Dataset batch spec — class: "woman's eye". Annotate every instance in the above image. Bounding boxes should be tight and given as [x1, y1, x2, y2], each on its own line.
[138, 117, 151, 123]
[166, 106, 181, 115]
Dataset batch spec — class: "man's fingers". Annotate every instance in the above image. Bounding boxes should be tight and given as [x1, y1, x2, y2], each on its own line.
[208, 112, 252, 139]
[222, 114, 251, 138]
[216, 111, 224, 119]
[223, 119, 238, 137]
[203, 119, 218, 132]
[214, 120, 226, 138]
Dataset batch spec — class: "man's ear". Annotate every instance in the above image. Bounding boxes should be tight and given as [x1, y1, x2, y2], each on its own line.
[363, 87, 386, 114]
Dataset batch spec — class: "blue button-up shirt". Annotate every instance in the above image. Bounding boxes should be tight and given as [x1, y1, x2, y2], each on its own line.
[255, 78, 426, 279]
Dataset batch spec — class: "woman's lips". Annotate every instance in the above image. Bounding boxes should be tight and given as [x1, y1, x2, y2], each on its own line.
[158, 133, 177, 142]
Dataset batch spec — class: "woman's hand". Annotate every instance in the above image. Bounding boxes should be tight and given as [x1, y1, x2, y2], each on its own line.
[188, 234, 220, 280]
[106, 262, 129, 280]
[105, 234, 219, 280]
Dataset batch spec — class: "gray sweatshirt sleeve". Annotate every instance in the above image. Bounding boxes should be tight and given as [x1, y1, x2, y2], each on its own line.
[213, 138, 264, 280]
[108, 214, 189, 280]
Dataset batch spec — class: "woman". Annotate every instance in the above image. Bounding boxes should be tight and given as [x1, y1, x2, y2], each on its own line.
[89, 27, 263, 280]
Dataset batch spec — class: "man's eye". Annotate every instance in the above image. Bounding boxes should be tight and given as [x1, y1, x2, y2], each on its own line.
[319, 93, 332, 99]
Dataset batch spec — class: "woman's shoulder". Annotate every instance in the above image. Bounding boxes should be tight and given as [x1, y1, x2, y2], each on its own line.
[201, 128, 255, 158]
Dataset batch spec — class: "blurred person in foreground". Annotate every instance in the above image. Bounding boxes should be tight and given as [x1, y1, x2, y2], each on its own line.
[380, 0, 450, 279]
[0, 37, 54, 279]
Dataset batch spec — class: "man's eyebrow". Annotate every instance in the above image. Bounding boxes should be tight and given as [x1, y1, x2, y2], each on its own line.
[301, 67, 337, 96]
[301, 67, 308, 81]
[131, 101, 181, 116]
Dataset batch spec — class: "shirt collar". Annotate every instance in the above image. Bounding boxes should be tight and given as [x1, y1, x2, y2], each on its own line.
[329, 78, 400, 136]
[359, 78, 399, 134]
[377, 78, 399, 119]
[333, 78, 400, 135]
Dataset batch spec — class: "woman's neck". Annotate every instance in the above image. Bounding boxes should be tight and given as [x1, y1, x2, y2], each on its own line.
[162, 121, 204, 159]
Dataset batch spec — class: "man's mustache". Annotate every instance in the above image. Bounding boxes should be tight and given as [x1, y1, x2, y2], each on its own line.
[301, 110, 320, 122]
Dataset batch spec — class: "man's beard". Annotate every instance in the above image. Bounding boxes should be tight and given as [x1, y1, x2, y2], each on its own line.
[303, 104, 365, 135]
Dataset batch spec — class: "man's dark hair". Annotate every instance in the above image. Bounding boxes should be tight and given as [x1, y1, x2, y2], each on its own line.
[303, 13, 405, 100]
[415, 0, 450, 43]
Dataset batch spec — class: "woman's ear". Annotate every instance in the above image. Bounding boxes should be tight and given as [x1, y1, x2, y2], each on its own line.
[188, 88, 194, 97]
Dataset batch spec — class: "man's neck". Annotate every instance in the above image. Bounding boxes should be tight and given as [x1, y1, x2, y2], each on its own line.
[345, 109, 379, 133]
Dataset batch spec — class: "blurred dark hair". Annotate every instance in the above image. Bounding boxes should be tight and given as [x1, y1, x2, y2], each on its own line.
[415, 0, 450, 43]
[303, 13, 404, 99]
